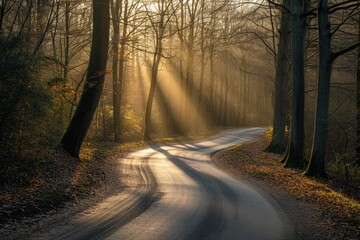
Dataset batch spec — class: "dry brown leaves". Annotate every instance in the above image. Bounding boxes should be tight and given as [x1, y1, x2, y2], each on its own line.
[0, 143, 130, 225]
[216, 137, 360, 240]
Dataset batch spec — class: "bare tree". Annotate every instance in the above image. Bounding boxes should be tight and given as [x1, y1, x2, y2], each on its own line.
[111, 0, 122, 142]
[266, 0, 290, 154]
[143, 0, 175, 141]
[305, 0, 360, 177]
[60, 0, 110, 157]
[357, 13, 360, 166]
[282, 0, 308, 169]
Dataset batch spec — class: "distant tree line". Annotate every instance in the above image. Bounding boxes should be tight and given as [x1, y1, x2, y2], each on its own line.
[0, 0, 275, 158]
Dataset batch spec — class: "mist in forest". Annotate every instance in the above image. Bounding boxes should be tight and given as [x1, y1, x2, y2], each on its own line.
[0, 0, 359, 176]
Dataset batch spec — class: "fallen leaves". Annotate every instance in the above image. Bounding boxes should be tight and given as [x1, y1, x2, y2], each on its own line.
[215, 135, 360, 240]
[0, 145, 122, 225]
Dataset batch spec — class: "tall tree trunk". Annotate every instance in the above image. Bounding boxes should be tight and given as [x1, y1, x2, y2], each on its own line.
[185, 13, 195, 102]
[179, 0, 185, 128]
[266, 0, 290, 154]
[304, 0, 332, 178]
[0, 0, 5, 36]
[283, 0, 307, 169]
[60, 0, 110, 158]
[209, 45, 215, 120]
[64, 1, 70, 81]
[143, 3, 167, 141]
[101, 95, 106, 139]
[218, 74, 224, 125]
[224, 69, 229, 126]
[356, 17, 360, 166]
[111, 0, 122, 142]
[209, 1, 216, 123]
[197, 0, 206, 118]
[304, 0, 360, 174]
[117, 0, 129, 135]
[243, 75, 249, 125]
[143, 38, 162, 141]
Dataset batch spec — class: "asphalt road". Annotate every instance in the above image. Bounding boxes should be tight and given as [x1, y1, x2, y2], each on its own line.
[34, 128, 295, 240]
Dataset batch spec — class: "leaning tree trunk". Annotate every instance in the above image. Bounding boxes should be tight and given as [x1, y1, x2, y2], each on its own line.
[304, 0, 332, 178]
[60, 0, 110, 158]
[266, 0, 290, 154]
[283, 0, 307, 169]
[143, 37, 163, 141]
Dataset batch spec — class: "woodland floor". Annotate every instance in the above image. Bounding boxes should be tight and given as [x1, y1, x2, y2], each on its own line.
[1, 131, 359, 239]
[0, 133, 215, 238]
[213, 134, 360, 240]
[0, 141, 146, 236]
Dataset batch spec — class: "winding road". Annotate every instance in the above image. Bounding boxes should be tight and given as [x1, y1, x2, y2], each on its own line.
[34, 128, 295, 240]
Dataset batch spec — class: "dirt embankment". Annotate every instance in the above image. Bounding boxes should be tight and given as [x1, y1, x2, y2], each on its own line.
[213, 136, 360, 240]
[0, 141, 146, 235]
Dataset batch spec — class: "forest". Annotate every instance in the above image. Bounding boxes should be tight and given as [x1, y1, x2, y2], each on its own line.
[0, 0, 360, 212]
[1, 1, 278, 156]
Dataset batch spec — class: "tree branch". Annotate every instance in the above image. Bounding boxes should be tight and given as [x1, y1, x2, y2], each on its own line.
[333, 41, 360, 60]
[267, 0, 290, 13]
[329, 0, 358, 11]
[330, 3, 360, 14]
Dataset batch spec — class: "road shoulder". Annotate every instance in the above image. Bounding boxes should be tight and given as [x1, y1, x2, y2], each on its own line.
[212, 136, 360, 240]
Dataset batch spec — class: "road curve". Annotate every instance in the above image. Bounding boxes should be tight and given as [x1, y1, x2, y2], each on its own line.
[33, 128, 295, 240]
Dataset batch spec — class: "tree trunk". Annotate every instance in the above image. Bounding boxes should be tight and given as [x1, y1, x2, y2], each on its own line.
[197, 0, 206, 118]
[117, 0, 129, 133]
[111, 0, 122, 142]
[101, 95, 106, 139]
[143, 38, 162, 141]
[179, 0, 186, 128]
[60, 0, 110, 158]
[266, 0, 290, 154]
[209, 1, 216, 123]
[283, 0, 306, 169]
[185, 12, 195, 106]
[304, 0, 332, 178]
[64, 1, 70, 81]
[242, 75, 249, 125]
[143, 3, 167, 141]
[209, 45, 215, 121]
[356, 17, 360, 165]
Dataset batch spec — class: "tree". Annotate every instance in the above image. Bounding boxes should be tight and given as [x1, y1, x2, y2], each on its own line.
[208, 0, 218, 121]
[197, 0, 206, 112]
[266, 0, 290, 154]
[111, 0, 122, 142]
[304, 0, 332, 177]
[357, 15, 360, 166]
[47, 1, 92, 127]
[184, 0, 200, 129]
[0, 0, 58, 155]
[116, 0, 130, 138]
[305, 0, 360, 177]
[143, 0, 174, 141]
[60, 0, 110, 157]
[282, 0, 307, 169]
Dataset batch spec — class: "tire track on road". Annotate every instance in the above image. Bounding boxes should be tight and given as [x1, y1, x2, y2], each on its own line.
[151, 145, 239, 240]
[50, 151, 161, 240]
